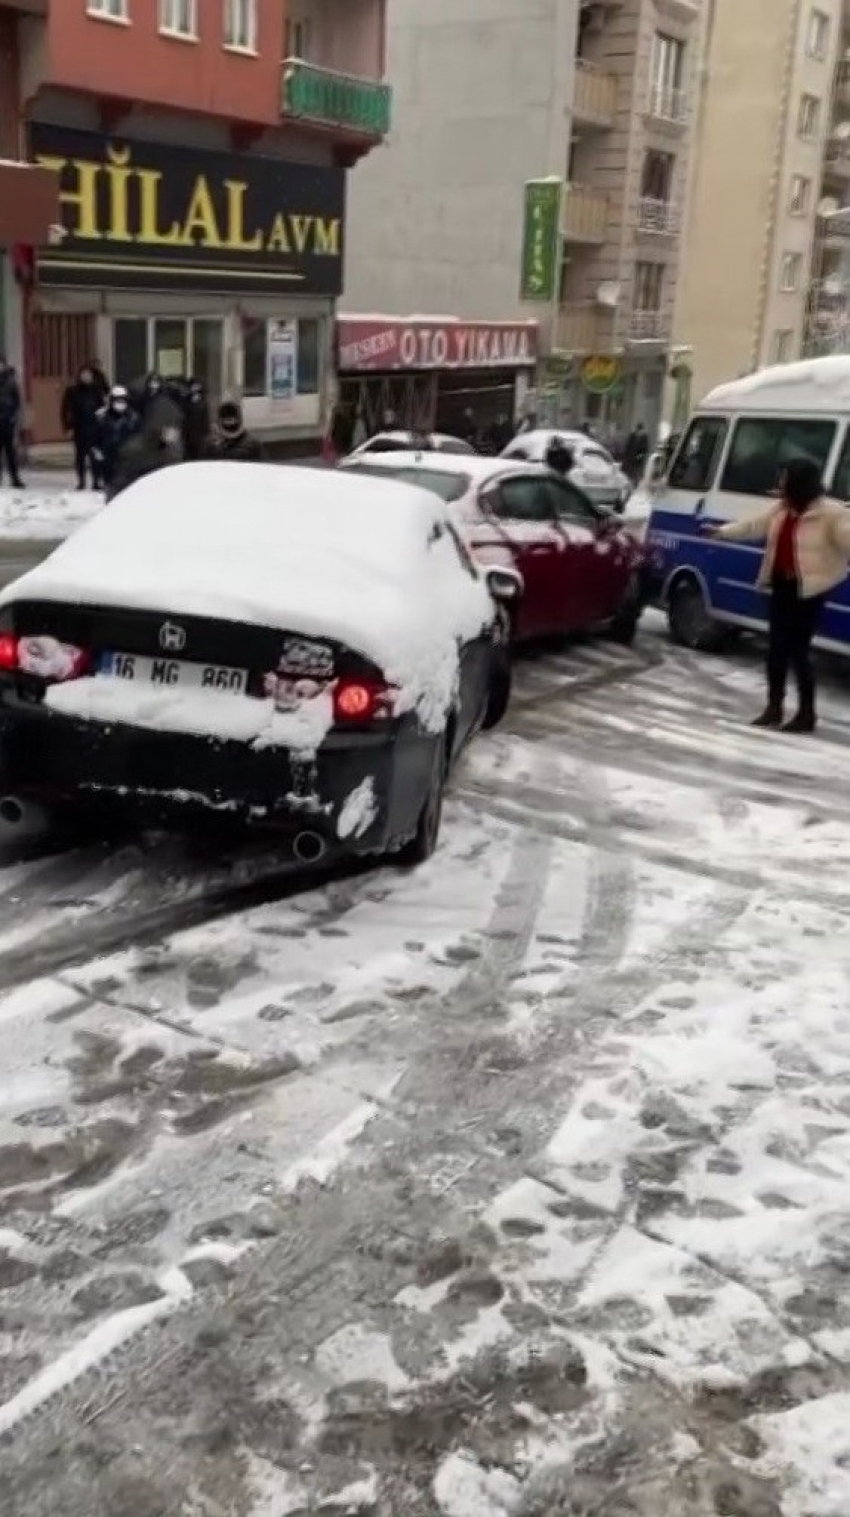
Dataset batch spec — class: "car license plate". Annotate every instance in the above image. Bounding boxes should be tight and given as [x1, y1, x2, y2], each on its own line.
[97, 652, 248, 694]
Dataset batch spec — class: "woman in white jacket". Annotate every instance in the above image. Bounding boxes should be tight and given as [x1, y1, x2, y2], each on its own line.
[705, 457, 850, 733]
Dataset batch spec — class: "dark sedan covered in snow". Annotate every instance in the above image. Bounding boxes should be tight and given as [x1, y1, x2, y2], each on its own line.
[0, 462, 516, 865]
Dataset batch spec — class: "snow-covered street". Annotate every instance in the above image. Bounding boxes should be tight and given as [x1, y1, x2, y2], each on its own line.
[1, 617, 850, 1514]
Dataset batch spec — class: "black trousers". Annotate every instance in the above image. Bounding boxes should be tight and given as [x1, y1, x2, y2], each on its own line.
[73, 432, 101, 488]
[767, 575, 824, 715]
[0, 423, 21, 485]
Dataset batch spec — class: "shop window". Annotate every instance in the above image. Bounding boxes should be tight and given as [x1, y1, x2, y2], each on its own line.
[153, 318, 189, 380]
[242, 317, 322, 398]
[113, 318, 149, 386]
[720, 416, 835, 496]
[191, 319, 223, 396]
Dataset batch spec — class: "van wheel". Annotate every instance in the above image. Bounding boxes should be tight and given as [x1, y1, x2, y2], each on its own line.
[668, 578, 727, 652]
[397, 735, 446, 866]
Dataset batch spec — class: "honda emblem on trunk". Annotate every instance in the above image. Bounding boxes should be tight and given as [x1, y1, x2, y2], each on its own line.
[159, 621, 186, 653]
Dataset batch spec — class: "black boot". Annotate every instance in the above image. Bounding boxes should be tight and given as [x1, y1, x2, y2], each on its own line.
[782, 709, 816, 734]
[752, 705, 783, 728]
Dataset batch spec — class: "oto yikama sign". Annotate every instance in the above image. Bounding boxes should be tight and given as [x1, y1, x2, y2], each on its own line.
[29, 125, 345, 295]
[336, 318, 539, 371]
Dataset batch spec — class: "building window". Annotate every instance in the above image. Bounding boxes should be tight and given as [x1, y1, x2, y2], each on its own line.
[649, 33, 686, 121]
[634, 261, 664, 311]
[806, 9, 830, 59]
[243, 317, 322, 399]
[87, 0, 129, 20]
[788, 174, 811, 215]
[284, 16, 312, 58]
[771, 329, 794, 362]
[112, 317, 224, 395]
[223, 0, 257, 52]
[720, 416, 835, 496]
[159, 0, 197, 39]
[780, 252, 803, 291]
[798, 93, 821, 139]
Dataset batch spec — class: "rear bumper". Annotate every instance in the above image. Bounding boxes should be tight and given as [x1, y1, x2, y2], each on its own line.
[0, 701, 437, 854]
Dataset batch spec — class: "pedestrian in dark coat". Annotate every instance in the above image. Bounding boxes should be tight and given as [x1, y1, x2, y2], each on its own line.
[61, 365, 104, 489]
[623, 422, 650, 485]
[486, 414, 513, 454]
[89, 359, 110, 405]
[181, 378, 211, 461]
[107, 416, 182, 502]
[0, 359, 23, 488]
[94, 386, 139, 495]
[205, 400, 263, 461]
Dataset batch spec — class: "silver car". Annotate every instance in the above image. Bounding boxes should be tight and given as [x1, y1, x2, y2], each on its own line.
[500, 429, 631, 511]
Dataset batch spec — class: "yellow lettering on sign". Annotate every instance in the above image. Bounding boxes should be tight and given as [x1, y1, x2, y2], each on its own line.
[136, 168, 182, 245]
[180, 176, 222, 246]
[314, 217, 340, 256]
[37, 155, 102, 240]
[223, 179, 262, 251]
[103, 143, 133, 243]
[266, 213, 290, 253]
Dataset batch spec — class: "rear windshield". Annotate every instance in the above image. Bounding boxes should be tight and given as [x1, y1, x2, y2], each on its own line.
[345, 462, 470, 504]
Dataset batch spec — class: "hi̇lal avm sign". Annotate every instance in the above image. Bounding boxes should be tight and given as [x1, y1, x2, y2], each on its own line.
[337, 318, 539, 371]
[29, 125, 345, 296]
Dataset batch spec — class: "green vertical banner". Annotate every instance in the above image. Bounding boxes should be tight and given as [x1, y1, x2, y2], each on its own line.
[520, 178, 562, 302]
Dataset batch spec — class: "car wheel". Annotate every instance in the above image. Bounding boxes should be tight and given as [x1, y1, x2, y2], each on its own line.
[668, 576, 727, 652]
[483, 649, 512, 729]
[607, 573, 642, 646]
[397, 734, 447, 866]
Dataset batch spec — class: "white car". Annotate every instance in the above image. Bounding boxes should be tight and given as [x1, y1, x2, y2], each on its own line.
[0, 462, 516, 866]
[500, 429, 631, 511]
[348, 430, 477, 458]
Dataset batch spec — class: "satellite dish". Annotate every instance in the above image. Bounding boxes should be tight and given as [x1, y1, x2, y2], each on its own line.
[596, 281, 620, 308]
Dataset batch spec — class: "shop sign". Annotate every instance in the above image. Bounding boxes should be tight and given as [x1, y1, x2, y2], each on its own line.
[268, 319, 297, 404]
[337, 318, 538, 372]
[29, 125, 345, 295]
[519, 179, 562, 303]
[581, 354, 621, 395]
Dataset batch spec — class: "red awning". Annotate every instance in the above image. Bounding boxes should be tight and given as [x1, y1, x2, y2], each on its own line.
[0, 160, 60, 249]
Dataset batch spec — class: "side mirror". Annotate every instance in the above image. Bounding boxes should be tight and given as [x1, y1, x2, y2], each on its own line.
[485, 566, 523, 604]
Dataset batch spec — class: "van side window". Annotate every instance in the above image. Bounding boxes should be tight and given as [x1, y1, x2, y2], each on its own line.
[720, 417, 836, 496]
[668, 417, 728, 491]
[830, 430, 850, 502]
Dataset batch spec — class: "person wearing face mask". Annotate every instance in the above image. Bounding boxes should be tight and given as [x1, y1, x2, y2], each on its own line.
[95, 386, 139, 496]
[703, 456, 850, 733]
[181, 377, 211, 461]
[61, 365, 104, 489]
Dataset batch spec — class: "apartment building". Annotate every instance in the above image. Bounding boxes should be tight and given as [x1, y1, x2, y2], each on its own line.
[5, 0, 390, 449]
[342, 0, 703, 440]
[674, 0, 848, 406]
[0, 2, 59, 359]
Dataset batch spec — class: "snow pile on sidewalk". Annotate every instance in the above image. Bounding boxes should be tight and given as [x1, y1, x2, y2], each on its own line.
[0, 478, 103, 540]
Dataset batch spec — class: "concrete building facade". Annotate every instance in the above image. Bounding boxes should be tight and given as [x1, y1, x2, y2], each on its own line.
[674, 0, 849, 406]
[343, 0, 703, 441]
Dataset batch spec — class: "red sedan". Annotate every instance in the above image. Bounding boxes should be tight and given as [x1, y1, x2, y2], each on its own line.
[341, 452, 646, 644]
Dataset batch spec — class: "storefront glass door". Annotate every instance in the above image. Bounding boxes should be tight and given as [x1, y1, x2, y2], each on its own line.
[112, 317, 223, 393]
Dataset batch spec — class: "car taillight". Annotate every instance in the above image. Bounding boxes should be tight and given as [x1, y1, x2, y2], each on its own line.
[4, 635, 91, 682]
[333, 678, 394, 725]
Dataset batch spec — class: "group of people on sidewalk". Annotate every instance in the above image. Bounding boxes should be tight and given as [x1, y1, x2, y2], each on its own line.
[60, 365, 262, 499]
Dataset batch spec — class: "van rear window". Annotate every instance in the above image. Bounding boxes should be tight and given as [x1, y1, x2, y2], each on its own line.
[720, 417, 836, 496]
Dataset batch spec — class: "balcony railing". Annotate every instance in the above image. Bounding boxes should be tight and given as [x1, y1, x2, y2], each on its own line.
[629, 309, 669, 341]
[281, 58, 392, 138]
[573, 60, 618, 126]
[647, 83, 688, 125]
[554, 302, 600, 353]
[563, 184, 609, 243]
[636, 196, 679, 235]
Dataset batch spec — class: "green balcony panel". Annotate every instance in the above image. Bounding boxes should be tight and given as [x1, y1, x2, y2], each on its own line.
[282, 60, 392, 137]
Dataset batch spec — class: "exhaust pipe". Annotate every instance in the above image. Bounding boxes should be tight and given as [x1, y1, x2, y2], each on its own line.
[292, 830, 326, 864]
[0, 796, 25, 826]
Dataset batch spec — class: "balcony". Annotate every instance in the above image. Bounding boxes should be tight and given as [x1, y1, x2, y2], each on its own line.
[573, 60, 618, 128]
[636, 196, 680, 236]
[281, 58, 392, 139]
[825, 133, 850, 180]
[628, 309, 670, 342]
[563, 184, 608, 243]
[554, 302, 600, 353]
[836, 63, 850, 113]
[646, 83, 688, 127]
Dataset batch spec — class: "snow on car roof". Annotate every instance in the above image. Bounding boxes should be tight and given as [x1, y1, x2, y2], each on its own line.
[701, 356, 850, 413]
[343, 452, 540, 481]
[0, 463, 492, 719]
